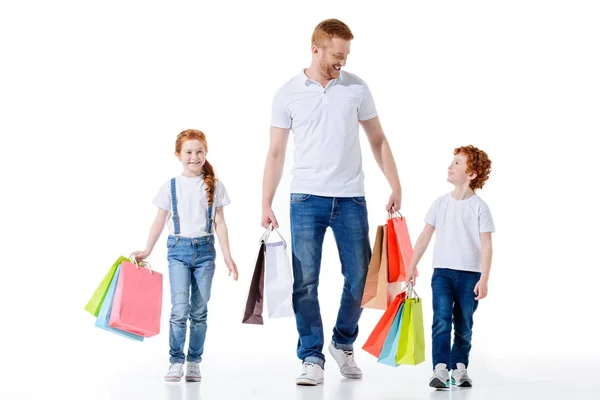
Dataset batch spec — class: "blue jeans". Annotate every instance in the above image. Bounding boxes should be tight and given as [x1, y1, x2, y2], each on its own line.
[167, 235, 216, 364]
[290, 194, 371, 368]
[431, 268, 481, 370]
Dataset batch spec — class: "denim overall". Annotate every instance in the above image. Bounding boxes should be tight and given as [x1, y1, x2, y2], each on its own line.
[167, 177, 216, 364]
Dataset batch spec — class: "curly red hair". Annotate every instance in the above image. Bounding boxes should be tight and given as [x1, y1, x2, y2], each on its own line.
[175, 129, 217, 206]
[454, 145, 492, 191]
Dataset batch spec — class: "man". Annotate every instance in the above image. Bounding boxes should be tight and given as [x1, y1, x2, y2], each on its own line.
[261, 19, 402, 386]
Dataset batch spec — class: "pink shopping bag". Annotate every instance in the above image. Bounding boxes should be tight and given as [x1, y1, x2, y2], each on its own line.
[109, 260, 163, 337]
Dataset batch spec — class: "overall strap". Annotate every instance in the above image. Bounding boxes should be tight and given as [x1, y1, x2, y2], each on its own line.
[170, 178, 180, 236]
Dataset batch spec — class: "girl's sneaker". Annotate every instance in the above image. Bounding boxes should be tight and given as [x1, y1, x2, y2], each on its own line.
[451, 363, 473, 387]
[185, 362, 201, 382]
[429, 363, 450, 388]
[164, 363, 184, 382]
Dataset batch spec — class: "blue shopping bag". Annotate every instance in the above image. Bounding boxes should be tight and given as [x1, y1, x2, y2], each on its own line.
[377, 302, 404, 367]
[95, 264, 144, 342]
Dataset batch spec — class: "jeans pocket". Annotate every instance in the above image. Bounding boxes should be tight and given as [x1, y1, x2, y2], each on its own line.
[167, 238, 177, 249]
[290, 193, 311, 202]
[351, 196, 367, 205]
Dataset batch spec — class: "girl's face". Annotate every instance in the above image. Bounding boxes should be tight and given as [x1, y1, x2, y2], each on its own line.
[177, 139, 206, 177]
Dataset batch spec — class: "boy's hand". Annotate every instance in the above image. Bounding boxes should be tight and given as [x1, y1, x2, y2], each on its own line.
[405, 269, 416, 286]
[225, 258, 239, 281]
[132, 249, 150, 262]
[474, 279, 488, 300]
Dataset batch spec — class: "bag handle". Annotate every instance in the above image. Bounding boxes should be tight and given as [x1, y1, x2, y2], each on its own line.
[388, 206, 403, 220]
[129, 253, 154, 274]
[402, 282, 419, 299]
[260, 223, 287, 247]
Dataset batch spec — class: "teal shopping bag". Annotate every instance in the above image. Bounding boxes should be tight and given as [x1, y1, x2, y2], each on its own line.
[377, 302, 404, 367]
[95, 264, 144, 342]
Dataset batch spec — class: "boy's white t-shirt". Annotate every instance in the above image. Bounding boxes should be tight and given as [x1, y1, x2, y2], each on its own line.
[425, 192, 495, 273]
[153, 175, 230, 238]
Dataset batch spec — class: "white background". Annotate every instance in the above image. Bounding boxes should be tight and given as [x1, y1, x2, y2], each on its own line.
[1, 1, 599, 399]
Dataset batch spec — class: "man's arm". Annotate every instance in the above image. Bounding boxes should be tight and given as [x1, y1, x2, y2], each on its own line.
[360, 116, 402, 211]
[261, 126, 290, 228]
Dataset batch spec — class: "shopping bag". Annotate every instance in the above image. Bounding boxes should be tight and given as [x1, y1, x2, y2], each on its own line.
[84, 256, 130, 317]
[395, 286, 425, 365]
[264, 228, 294, 318]
[361, 225, 388, 310]
[387, 210, 417, 282]
[362, 292, 406, 357]
[95, 264, 144, 342]
[377, 302, 405, 366]
[242, 232, 267, 324]
[108, 260, 163, 337]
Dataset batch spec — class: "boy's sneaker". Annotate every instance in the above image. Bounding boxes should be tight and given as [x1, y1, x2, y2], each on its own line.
[429, 363, 450, 388]
[296, 362, 324, 386]
[452, 363, 473, 387]
[164, 362, 184, 382]
[185, 362, 201, 382]
[328, 343, 362, 379]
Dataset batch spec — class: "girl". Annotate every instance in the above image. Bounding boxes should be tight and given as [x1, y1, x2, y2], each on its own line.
[133, 129, 238, 382]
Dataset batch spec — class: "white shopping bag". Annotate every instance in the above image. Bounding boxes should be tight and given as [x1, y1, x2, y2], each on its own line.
[264, 226, 295, 318]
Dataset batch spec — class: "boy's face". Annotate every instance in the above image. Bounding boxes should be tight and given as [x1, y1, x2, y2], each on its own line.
[447, 153, 476, 186]
[176, 139, 206, 176]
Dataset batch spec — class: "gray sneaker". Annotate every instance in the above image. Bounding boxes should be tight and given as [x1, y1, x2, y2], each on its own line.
[429, 363, 450, 388]
[451, 363, 473, 387]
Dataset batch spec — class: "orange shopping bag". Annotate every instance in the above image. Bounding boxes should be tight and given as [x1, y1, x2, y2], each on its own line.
[387, 210, 417, 283]
[362, 291, 406, 358]
[361, 225, 388, 310]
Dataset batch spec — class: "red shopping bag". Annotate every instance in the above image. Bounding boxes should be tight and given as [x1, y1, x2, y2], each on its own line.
[387, 211, 417, 282]
[109, 260, 163, 337]
[362, 292, 406, 357]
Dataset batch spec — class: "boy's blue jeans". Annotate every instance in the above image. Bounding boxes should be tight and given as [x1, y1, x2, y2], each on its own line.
[290, 194, 371, 368]
[431, 268, 481, 370]
[167, 235, 216, 364]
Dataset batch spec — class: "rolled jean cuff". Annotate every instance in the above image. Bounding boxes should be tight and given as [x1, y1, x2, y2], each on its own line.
[304, 356, 325, 368]
[332, 340, 354, 352]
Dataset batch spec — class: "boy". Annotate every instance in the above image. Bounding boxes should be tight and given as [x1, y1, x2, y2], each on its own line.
[405, 145, 494, 388]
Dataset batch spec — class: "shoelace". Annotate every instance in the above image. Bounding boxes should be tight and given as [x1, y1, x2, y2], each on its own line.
[168, 364, 182, 374]
[302, 362, 316, 375]
[187, 364, 200, 374]
[342, 351, 358, 368]
[454, 369, 469, 378]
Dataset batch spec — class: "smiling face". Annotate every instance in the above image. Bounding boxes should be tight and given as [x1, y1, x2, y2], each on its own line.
[176, 139, 206, 177]
[447, 152, 476, 186]
[312, 37, 351, 80]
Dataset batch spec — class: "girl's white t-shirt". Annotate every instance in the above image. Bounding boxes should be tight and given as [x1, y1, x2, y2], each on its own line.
[153, 174, 230, 238]
[425, 192, 495, 272]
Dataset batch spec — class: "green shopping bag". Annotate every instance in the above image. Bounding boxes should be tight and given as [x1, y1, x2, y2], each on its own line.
[84, 256, 130, 317]
[395, 287, 425, 365]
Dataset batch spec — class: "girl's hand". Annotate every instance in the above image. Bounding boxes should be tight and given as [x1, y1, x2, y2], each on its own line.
[474, 279, 489, 300]
[132, 249, 150, 262]
[225, 258, 239, 281]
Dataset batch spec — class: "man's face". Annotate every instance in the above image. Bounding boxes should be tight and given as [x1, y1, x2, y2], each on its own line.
[313, 37, 351, 80]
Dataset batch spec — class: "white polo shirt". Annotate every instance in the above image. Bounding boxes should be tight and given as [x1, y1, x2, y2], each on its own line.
[271, 70, 378, 197]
